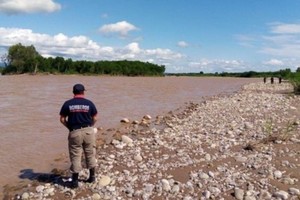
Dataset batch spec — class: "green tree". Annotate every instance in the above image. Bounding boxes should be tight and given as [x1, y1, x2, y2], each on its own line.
[9, 43, 40, 73]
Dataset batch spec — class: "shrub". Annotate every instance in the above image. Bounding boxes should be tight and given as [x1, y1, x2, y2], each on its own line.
[289, 73, 300, 95]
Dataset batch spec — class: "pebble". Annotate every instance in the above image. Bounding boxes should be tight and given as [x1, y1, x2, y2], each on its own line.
[234, 187, 244, 200]
[92, 193, 101, 200]
[273, 190, 289, 200]
[274, 170, 283, 179]
[99, 176, 111, 187]
[121, 135, 133, 144]
[161, 179, 171, 191]
[21, 192, 30, 199]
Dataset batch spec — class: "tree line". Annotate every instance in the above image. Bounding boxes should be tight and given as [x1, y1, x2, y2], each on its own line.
[166, 68, 300, 79]
[1, 43, 165, 76]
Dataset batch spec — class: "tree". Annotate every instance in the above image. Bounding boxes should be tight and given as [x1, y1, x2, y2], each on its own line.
[4, 43, 40, 74]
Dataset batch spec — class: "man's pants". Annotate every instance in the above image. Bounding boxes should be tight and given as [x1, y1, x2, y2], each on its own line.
[68, 127, 96, 173]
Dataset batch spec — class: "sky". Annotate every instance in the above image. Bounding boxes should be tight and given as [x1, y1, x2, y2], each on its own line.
[1, 0, 300, 73]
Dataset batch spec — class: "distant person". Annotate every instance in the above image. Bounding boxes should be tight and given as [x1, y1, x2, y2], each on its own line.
[59, 83, 98, 188]
[263, 77, 267, 83]
[279, 76, 282, 84]
[270, 77, 274, 84]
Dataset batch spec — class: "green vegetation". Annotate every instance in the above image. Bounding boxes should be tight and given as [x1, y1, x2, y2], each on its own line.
[1, 43, 165, 76]
[288, 72, 300, 94]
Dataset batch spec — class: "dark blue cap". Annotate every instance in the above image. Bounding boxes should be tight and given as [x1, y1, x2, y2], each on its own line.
[73, 84, 85, 94]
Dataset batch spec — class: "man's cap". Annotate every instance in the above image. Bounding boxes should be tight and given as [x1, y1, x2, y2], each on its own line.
[73, 83, 85, 94]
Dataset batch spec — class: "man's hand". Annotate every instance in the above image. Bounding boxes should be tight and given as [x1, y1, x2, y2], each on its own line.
[60, 116, 68, 128]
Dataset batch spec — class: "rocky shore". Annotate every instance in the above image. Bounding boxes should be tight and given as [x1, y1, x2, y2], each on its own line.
[4, 82, 300, 200]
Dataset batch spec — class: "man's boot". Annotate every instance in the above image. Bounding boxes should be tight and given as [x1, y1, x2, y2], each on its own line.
[86, 168, 95, 183]
[71, 173, 79, 188]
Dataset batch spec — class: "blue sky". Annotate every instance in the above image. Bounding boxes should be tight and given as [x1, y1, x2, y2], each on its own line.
[1, 0, 300, 73]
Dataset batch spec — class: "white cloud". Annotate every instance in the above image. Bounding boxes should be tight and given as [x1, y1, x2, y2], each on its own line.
[99, 21, 139, 38]
[0, 27, 183, 67]
[270, 23, 300, 34]
[263, 59, 284, 66]
[234, 22, 300, 72]
[187, 59, 247, 73]
[0, 0, 61, 14]
[177, 41, 189, 48]
[258, 23, 300, 61]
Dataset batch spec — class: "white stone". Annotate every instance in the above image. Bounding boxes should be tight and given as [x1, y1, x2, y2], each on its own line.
[234, 188, 244, 200]
[161, 179, 171, 191]
[273, 190, 289, 200]
[44, 188, 55, 195]
[274, 170, 283, 179]
[288, 187, 300, 195]
[92, 193, 101, 200]
[199, 172, 209, 179]
[134, 154, 143, 162]
[21, 192, 30, 199]
[99, 176, 111, 187]
[36, 185, 45, 193]
[205, 154, 211, 161]
[122, 135, 133, 144]
[171, 184, 180, 194]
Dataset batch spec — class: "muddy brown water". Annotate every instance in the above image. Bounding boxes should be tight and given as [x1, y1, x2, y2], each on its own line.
[0, 75, 260, 191]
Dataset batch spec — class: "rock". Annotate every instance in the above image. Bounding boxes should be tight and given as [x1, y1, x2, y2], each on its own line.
[134, 154, 143, 162]
[274, 170, 283, 179]
[143, 115, 152, 120]
[92, 193, 101, 200]
[44, 187, 55, 196]
[132, 120, 139, 124]
[282, 177, 295, 185]
[171, 184, 180, 194]
[99, 176, 111, 187]
[122, 135, 133, 144]
[273, 190, 289, 200]
[161, 179, 171, 191]
[205, 153, 211, 161]
[21, 192, 30, 199]
[120, 118, 130, 123]
[199, 172, 209, 179]
[36, 185, 45, 193]
[234, 188, 244, 200]
[288, 187, 300, 195]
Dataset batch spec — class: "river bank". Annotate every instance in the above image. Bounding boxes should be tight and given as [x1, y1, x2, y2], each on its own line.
[3, 81, 300, 199]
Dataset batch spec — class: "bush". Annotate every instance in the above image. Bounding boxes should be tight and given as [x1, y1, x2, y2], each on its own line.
[289, 73, 300, 94]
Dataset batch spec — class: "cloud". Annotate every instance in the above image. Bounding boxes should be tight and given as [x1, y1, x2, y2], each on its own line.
[187, 59, 247, 73]
[0, 27, 183, 66]
[0, 0, 61, 14]
[270, 22, 300, 34]
[236, 22, 300, 72]
[99, 21, 139, 38]
[263, 59, 284, 66]
[177, 41, 189, 48]
[259, 22, 300, 59]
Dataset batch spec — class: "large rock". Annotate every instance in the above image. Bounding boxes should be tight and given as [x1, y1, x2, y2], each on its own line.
[99, 176, 111, 187]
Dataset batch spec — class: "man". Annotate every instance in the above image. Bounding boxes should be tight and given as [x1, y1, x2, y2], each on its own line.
[60, 83, 98, 188]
